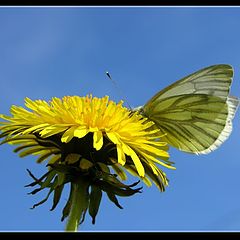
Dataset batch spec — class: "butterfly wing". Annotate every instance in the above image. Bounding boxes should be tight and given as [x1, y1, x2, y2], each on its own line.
[142, 64, 239, 154]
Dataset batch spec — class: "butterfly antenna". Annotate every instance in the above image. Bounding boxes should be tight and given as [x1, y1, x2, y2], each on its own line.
[105, 71, 132, 110]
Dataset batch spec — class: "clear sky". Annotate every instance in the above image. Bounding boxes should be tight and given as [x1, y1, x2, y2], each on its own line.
[0, 6, 240, 232]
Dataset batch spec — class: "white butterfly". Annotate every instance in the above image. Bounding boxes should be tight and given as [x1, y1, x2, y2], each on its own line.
[135, 64, 239, 154]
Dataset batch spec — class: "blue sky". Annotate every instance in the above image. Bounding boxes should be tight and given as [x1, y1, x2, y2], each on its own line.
[0, 6, 240, 232]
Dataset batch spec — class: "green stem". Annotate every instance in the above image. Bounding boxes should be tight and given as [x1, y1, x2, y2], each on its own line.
[65, 179, 89, 232]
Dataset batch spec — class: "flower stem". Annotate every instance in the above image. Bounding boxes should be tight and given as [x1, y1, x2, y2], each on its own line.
[65, 179, 89, 232]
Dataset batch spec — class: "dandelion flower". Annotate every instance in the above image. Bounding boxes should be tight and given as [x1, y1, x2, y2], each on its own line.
[0, 95, 175, 231]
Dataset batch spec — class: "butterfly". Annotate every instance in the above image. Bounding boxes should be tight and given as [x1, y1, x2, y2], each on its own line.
[135, 64, 239, 154]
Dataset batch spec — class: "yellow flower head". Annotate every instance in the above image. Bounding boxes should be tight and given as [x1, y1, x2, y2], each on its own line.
[0, 94, 177, 230]
[0, 95, 175, 190]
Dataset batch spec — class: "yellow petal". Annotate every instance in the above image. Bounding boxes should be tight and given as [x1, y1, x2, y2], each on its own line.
[141, 151, 175, 170]
[89, 127, 99, 132]
[137, 144, 169, 159]
[61, 127, 77, 143]
[106, 132, 121, 145]
[74, 126, 89, 138]
[93, 131, 103, 150]
[122, 143, 145, 177]
[40, 125, 69, 138]
[116, 144, 126, 165]
[22, 123, 50, 135]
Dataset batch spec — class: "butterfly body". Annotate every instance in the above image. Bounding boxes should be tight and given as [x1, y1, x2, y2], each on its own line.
[136, 64, 239, 154]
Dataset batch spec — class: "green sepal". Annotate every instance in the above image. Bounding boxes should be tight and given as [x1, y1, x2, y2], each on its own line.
[35, 137, 61, 148]
[47, 163, 80, 175]
[143, 162, 168, 192]
[13, 143, 39, 153]
[57, 172, 66, 186]
[25, 169, 53, 187]
[28, 187, 43, 195]
[98, 180, 142, 197]
[106, 191, 123, 209]
[25, 169, 38, 183]
[89, 185, 102, 224]
[30, 189, 53, 209]
[65, 179, 90, 231]
[79, 209, 88, 225]
[50, 184, 64, 211]
[111, 164, 127, 181]
[36, 151, 57, 163]
[61, 182, 74, 222]
[61, 179, 90, 225]
[30, 176, 58, 209]
[101, 171, 140, 190]
[0, 134, 36, 144]
[41, 170, 58, 188]
[97, 162, 110, 174]
[61, 195, 72, 222]
[18, 146, 45, 158]
[26, 169, 69, 212]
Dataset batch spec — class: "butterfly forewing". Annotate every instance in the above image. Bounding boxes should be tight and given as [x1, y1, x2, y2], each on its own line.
[145, 64, 233, 107]
[142, 64, 239, 154]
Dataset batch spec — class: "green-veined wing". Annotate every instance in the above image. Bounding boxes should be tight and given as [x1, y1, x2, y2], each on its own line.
[140, 64, 239, 154]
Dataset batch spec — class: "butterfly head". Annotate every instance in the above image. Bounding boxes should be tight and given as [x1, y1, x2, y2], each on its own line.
[131, 106, 144, 114]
